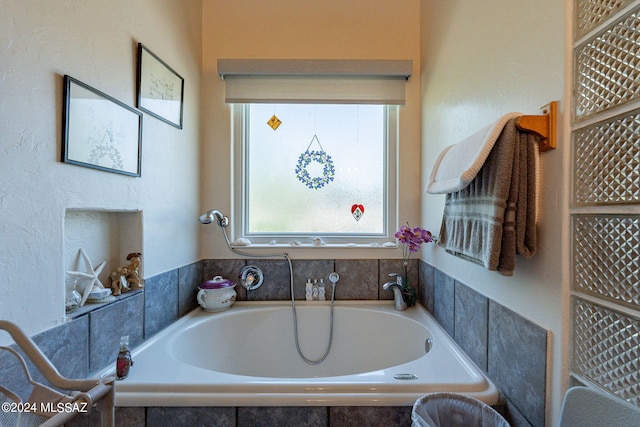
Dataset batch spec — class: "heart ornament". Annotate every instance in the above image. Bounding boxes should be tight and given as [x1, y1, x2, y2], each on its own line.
[351, 204, 365, 221]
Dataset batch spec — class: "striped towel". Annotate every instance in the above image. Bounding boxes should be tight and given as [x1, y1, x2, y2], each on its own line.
[438, 118, 539, 275]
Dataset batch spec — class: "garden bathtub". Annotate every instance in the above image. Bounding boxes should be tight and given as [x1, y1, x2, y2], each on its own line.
[107, 301, 498, 407]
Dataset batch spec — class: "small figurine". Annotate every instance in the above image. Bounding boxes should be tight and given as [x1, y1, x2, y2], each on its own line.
[110, 267, 130, 296]
[110, 252, 144, 296]
[124, 252, 144, 290]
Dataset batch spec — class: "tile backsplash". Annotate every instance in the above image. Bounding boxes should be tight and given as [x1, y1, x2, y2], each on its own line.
[0, 258, 547, 427]
[420, 261, 547, 427]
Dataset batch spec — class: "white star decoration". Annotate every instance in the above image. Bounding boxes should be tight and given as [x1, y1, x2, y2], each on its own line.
[66, 249, 107, 306]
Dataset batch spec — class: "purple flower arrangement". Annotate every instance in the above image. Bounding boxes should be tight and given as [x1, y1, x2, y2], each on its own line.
[395, 224, 434, 265]
[394, 224, 434, 307]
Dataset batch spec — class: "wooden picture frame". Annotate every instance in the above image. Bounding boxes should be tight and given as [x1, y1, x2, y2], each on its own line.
[137, 43, 184, 129]
[62, 75, 143, 177]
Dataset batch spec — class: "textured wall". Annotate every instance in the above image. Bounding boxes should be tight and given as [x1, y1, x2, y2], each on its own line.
[0, 0, 203, 341]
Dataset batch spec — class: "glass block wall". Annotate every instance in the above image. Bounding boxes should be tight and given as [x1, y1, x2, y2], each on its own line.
[571, 0, 640, 406]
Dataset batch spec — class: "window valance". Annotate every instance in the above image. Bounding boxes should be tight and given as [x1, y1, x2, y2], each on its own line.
[217, 59, 412, 105]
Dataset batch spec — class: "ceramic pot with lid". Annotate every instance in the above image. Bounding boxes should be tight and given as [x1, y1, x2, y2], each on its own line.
[197, 276, 237, 312]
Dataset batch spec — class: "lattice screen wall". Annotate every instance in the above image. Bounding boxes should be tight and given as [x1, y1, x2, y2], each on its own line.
[571, 0, 640, 406]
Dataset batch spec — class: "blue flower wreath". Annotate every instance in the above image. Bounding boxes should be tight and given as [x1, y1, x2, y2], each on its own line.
[295, 150, 335, 190]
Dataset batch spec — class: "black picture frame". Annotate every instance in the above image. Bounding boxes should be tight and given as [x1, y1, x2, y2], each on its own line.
[62, 75, 143, 177]
[137, 43, 184, 129]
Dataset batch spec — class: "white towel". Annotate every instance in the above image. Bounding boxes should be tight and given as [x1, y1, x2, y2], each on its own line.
[426, 112, 522, 194]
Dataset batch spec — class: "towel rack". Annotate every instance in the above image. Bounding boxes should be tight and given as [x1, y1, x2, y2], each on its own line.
[515, 101, 557, 152]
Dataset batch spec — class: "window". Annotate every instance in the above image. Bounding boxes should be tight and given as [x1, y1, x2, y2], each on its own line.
[219, 59, 411, 247]
[232, 103, 398, 246]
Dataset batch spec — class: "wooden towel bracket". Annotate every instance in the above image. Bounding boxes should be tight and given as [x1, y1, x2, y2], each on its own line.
[515, 100, 558, 152]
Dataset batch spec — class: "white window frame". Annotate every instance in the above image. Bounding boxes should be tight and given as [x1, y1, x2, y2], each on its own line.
[231, 104, 398, 248]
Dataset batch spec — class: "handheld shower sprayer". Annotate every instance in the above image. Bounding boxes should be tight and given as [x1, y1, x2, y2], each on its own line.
[198, 209, 229, 228]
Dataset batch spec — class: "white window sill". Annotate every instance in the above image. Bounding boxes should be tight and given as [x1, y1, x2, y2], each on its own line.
[230, 240, 398, 250]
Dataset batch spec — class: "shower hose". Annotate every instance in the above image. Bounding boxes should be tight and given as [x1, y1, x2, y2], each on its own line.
[216, 225, 336, 365]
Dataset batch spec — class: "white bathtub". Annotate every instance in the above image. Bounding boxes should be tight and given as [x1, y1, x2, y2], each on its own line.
[108, 301, 498, 407]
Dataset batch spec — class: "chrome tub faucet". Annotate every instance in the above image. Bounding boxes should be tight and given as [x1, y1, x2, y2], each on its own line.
[382, 273, 407, 311]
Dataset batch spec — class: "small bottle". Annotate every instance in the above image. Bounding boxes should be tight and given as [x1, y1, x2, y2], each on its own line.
[116, 335, 133, 380]
[312, 279, 319, 300]
[318, 278, 326, 301]
[305, 279, 314, 301]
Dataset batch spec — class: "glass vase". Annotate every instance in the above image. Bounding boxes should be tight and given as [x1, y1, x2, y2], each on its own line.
[401, 262, 416, 307]
[65, 279, 81, 314]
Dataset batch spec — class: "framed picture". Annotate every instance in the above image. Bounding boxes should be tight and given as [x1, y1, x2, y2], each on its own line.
[137, 43, 184, 129]
[62, 75, 143, 177]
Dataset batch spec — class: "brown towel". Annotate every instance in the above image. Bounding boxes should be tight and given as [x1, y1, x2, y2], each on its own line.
[438, 118, 538, 275]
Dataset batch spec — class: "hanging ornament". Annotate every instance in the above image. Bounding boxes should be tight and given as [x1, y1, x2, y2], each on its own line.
[351, 107, 366, 223]
[351, 204, 365, 221]
[295, 135, 335, 190]
[267, 114, 282, 130]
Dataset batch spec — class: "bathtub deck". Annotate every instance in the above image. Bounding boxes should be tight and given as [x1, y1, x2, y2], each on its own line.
[102, 301, 499, 407]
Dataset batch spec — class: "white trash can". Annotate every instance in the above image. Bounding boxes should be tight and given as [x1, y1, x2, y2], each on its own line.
[411, 393, 509, 427]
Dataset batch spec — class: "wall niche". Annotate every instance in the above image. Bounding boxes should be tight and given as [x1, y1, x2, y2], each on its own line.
[64, 209, 142, 317]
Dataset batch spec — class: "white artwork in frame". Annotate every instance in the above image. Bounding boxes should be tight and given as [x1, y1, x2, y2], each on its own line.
[62, 75, 143, 177]
[137, 43, 184, 129]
